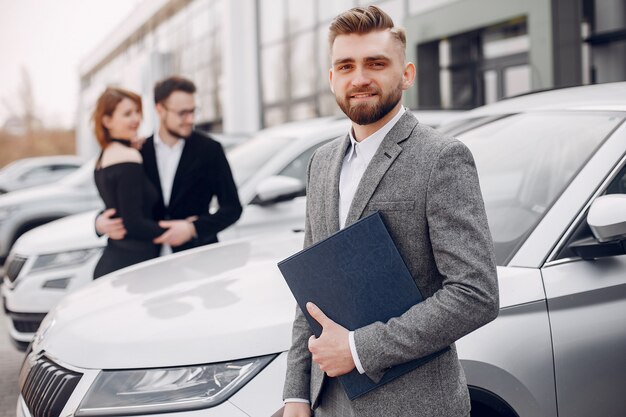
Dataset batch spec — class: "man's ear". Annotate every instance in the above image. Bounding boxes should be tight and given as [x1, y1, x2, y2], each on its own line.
[329, 68, 335, 94]
[402, 62, 416, 90]
[155, 102, 166, 118]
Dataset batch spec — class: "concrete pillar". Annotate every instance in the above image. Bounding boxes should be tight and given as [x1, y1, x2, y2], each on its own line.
[222, 0, 261, 135]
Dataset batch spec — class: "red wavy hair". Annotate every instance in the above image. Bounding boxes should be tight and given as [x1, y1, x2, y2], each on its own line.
[92, 87, 142, 149]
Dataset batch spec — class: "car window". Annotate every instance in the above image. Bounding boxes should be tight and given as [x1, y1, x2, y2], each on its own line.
[51, 164, 79, 172]
[20, 166, 53, 180]
[278, 140, 332, 184]
[457, 111, 624, 265]
[557, 162, 626, 260]
[226, 134, 293, 187]
[606, 164, 626, 195]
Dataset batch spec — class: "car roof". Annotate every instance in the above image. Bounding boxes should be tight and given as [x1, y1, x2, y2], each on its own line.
[463, 82, 626, 116]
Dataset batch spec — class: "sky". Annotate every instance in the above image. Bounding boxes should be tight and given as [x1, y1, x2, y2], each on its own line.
[0, 0, 142, 129]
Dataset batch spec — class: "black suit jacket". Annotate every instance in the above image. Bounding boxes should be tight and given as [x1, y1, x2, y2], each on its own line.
[141, 130, 242, 252]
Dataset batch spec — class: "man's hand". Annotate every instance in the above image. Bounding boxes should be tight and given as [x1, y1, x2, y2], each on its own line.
[153, 220, 196, 247]
[131, 136, 146, 150]
[282, 402, 311, 417]
[307, 302, 355, 377]
[96, 209, 126, 240]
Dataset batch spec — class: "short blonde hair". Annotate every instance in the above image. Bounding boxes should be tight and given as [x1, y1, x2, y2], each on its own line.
[328, 5, 406, 55]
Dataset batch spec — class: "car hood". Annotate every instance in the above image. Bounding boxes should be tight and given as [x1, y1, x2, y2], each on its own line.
[35, 232, 540, 371]
[0, 183, 74, 206]
[12, 209, 105, 255]
[36, 233, 304, 370]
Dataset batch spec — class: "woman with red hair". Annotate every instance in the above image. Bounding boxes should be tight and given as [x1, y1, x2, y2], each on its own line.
[92, 87, 165, 278]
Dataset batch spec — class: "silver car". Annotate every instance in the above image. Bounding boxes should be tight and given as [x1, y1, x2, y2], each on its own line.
[0, 155, 83, 195]
[16, 83, 626, 417]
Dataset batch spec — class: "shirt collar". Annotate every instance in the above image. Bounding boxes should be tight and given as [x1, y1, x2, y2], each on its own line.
[346, 106, 406, 161]
[154, 130, 184, 151]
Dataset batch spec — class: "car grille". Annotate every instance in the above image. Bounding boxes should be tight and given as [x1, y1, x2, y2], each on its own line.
[5, 255, 27, 282]
[19, 353, 82, 417]
[11, 313, 47, 333]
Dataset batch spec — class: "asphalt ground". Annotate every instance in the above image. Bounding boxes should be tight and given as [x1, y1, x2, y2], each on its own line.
[0, 295, 23, 417]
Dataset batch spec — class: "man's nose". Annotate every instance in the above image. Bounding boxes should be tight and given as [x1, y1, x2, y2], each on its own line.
[351, 68, 372, 87]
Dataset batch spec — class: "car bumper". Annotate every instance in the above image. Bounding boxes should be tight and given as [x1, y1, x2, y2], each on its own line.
[3, 256, 98, 344]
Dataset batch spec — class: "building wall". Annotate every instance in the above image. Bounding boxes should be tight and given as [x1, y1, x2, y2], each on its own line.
[77, 0, 626, 157]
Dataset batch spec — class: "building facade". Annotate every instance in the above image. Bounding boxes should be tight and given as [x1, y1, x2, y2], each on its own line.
[77, 0, 626, 157]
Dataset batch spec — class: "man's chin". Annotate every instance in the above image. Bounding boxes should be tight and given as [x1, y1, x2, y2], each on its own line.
[167, 127, 193, 139]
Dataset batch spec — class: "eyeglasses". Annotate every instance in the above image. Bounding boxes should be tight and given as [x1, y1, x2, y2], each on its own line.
[162, 105, 198, 119]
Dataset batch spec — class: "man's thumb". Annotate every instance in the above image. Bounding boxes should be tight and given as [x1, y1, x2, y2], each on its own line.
[307, 302, 330, 327]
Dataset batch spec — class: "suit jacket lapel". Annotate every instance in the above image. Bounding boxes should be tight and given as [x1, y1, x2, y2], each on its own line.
[169, 135, 195, 208]
[325, 134, 351, 235]
[344, 112, 418, 226]
[141, 136, 166, 209]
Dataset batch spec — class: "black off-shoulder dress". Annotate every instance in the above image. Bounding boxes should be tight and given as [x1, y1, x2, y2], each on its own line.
[93, 139, 165, 279]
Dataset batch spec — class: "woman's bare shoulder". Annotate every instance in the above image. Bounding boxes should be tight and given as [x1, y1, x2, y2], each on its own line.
[100, 143, 142, 168]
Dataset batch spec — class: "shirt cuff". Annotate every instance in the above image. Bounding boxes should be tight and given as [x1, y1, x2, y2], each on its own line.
[284, 398, 310, 404]
[349, 331, 365, 374]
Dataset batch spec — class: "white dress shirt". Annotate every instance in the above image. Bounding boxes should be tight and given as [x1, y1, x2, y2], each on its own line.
[284, 106, 406, 404]
[340, 106, 405, 374]
[153, 131, 185, 256]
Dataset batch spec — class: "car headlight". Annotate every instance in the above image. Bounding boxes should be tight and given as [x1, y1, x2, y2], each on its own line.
[76, 354, 276, 416]
[0, 205, 20, 222]
[30, 248, 102, 272]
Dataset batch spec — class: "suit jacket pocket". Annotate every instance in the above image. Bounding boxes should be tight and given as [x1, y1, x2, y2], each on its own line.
[367, 200, 415, 211]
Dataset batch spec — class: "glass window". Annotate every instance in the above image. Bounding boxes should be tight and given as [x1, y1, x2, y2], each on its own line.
[318, 0, 356, 22]
[260, 0, 286, 44]
[456, 112, 624, 264]
[191, 5, 210, 40]
[591, 39, 626, 83]
[264, 106, 287, 127]
[504, 65, 531, 98]
[409, 0, 456, 15]
[317, 25, 332, 92]
[288, 0, 315, 33]
[592, 0, 626, 33]
[483, 70, 498, 104]
[319, 93, 344, 117]
[261, 43, 288, 104]
[290, 32, 317, 98]
[290, 101, 317, 121]
[375, 0, 405, 26]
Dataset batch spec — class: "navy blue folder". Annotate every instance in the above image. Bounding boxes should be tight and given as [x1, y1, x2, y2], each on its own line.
[278, 211, 448, 400]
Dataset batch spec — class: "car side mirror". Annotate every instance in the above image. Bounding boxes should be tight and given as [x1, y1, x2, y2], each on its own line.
[569, 195, 626, 260]
[251, 175, 305, 206]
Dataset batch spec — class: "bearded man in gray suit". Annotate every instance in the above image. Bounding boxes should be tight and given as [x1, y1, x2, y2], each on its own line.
[282, 5, 499, 417]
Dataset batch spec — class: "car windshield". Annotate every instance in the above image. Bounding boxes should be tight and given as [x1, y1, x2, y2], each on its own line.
[226, 133, 293, 187]
[0, 160, 32, 179]
[457, 111, 624, 265]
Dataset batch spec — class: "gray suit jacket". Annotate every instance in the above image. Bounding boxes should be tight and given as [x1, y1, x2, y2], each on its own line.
[284, 112, 499, 417]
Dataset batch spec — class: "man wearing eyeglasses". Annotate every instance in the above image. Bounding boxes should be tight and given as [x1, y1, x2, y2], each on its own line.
[95, 76, 242, 255]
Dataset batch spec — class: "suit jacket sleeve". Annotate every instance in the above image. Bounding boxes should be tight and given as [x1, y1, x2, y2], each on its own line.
[354, 140, 499, 383]
[192, 143, 243, 238]
[113, 163, 166, 240]
[283, 151, 317, 400]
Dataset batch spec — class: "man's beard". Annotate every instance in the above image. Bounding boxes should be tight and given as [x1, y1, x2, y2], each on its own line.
[336, 82, 403, 125]
[165, 125, 193, 139]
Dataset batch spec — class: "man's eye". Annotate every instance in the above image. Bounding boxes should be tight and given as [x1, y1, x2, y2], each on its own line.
[338, 65, 352, 71]
[371, 62, 385, 68]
